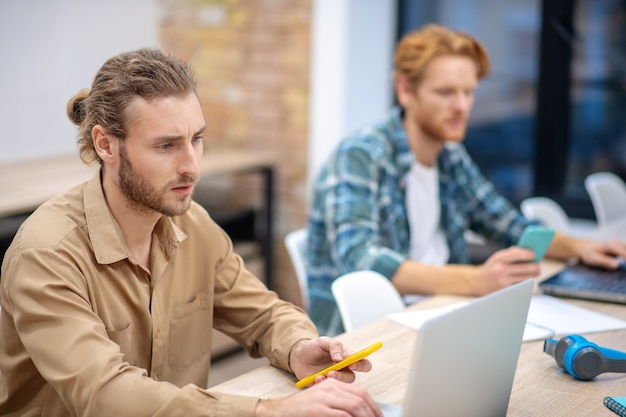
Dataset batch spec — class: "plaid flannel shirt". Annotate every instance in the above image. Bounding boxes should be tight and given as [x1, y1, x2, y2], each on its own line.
[306, 107, 535, 335]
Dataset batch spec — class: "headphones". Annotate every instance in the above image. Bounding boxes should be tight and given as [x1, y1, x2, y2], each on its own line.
[543, 335, 626, 380]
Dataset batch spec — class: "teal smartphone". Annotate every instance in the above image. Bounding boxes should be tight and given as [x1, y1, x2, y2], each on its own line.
[516, 225, 555, 262]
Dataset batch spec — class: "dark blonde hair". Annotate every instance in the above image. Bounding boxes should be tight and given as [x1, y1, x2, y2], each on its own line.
[394, 24, 490, 85]
[67, 48, 197, 165]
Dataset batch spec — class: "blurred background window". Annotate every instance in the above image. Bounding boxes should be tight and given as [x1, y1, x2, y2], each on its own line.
[397, 0, 626, 219]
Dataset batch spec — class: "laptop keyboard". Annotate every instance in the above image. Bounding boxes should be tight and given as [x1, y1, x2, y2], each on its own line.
[551, 265, 626, 294]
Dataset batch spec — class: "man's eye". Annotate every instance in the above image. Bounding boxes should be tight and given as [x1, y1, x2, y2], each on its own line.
[159, 143, 172, 150]
[192, 136, 203, 143]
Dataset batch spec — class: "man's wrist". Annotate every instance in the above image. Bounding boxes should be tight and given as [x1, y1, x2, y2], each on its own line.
[287, 338, 310, 375]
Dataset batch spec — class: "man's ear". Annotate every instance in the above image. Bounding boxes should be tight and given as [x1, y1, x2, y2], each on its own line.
[92, 125, 117, 162]
[395, 76, 416, 108]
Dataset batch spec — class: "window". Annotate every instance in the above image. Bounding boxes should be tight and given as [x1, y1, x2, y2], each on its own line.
[397, 0, 626, 219]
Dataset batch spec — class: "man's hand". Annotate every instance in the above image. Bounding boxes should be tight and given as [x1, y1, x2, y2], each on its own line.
[545, 233, 626, 270]
[577, 239, 626, 270]
[257, 338, 380, 416]
[289, 337, 373, 384]
[255, 378, 383, 417]
[473, 246, 541, 295]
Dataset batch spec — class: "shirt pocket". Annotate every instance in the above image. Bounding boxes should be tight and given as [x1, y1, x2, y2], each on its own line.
[169, 291, 212, 367]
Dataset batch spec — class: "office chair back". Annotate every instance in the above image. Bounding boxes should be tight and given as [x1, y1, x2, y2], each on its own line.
[520, 197, 571, 234]
[584, 172, 626, 227]
[331, 270, 405, 332]
[285, 228, 309, 311]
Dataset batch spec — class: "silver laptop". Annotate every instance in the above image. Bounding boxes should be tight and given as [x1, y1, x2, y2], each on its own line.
[379, 279, 534, 417]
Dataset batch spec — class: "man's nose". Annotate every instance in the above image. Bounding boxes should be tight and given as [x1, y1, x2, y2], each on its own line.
[178, 142, 201, 177]
[453, 92, 472, 110]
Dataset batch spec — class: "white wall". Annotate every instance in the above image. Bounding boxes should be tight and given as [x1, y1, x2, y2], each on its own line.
[0, 0, 159, 163]
[307, 0, 396, 188]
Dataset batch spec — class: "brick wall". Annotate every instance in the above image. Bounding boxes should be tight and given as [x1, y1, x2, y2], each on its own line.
[159, 0, 312, 306]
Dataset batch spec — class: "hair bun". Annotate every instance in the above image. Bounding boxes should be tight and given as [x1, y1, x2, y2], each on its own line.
[66, 89, 89, 125]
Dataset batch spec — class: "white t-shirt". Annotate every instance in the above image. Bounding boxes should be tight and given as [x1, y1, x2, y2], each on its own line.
[405, 161, 450, 265]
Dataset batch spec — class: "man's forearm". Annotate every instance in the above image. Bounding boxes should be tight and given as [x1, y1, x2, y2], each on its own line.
[545, 233, 586, 260]
[391, 260, 478, 296]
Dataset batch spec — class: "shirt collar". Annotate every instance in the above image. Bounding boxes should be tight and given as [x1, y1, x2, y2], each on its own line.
[388, 106, 415, 176]
[83, 172, 187, 265]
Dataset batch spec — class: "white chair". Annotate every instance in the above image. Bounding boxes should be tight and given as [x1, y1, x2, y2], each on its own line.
[520, 196, 571, 234]
[584, 172, 626, 227]
[285, 228, 309, 311]
[331, 270, 405, 332]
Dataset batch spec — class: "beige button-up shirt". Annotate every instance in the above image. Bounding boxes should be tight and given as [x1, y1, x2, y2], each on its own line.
[0, 173, 318, 416]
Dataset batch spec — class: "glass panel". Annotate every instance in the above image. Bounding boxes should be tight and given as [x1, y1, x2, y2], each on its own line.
[398, 0, 542, 206]
[567, 0, 626, 198]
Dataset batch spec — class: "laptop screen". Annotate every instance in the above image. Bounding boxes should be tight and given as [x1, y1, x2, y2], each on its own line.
[378, 279, 533, 417]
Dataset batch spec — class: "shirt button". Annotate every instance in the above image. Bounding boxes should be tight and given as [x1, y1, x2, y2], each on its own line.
[155, 330, 161, 339]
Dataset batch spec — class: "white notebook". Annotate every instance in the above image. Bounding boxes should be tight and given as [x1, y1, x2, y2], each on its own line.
[388, 293, 626, 342]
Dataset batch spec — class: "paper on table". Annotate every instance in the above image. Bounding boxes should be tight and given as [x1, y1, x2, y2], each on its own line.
[527, 295, 626, 336]
[522, 323, 553, 342]
[387, 301, 468, 329]
[387, 302, 468, 329]
[387, 303, 551, 342]
[387, 295, 626, 342]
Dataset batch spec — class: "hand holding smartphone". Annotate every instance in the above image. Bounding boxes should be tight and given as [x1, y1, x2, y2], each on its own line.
[295, 341, 383, 388]
[516, 225, 555, 263]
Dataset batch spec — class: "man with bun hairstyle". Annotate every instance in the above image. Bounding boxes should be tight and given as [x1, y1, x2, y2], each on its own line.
[306, 24, 626, 336]
[0, 48, 382, 417]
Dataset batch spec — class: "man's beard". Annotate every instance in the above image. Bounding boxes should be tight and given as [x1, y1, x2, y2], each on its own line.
[118, 145, 196, 217]
[415, 110, 468, 143]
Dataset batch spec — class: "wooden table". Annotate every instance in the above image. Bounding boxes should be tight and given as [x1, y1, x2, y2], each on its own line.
[210, 258, 626, 416]
[0, 151, 277, 287]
